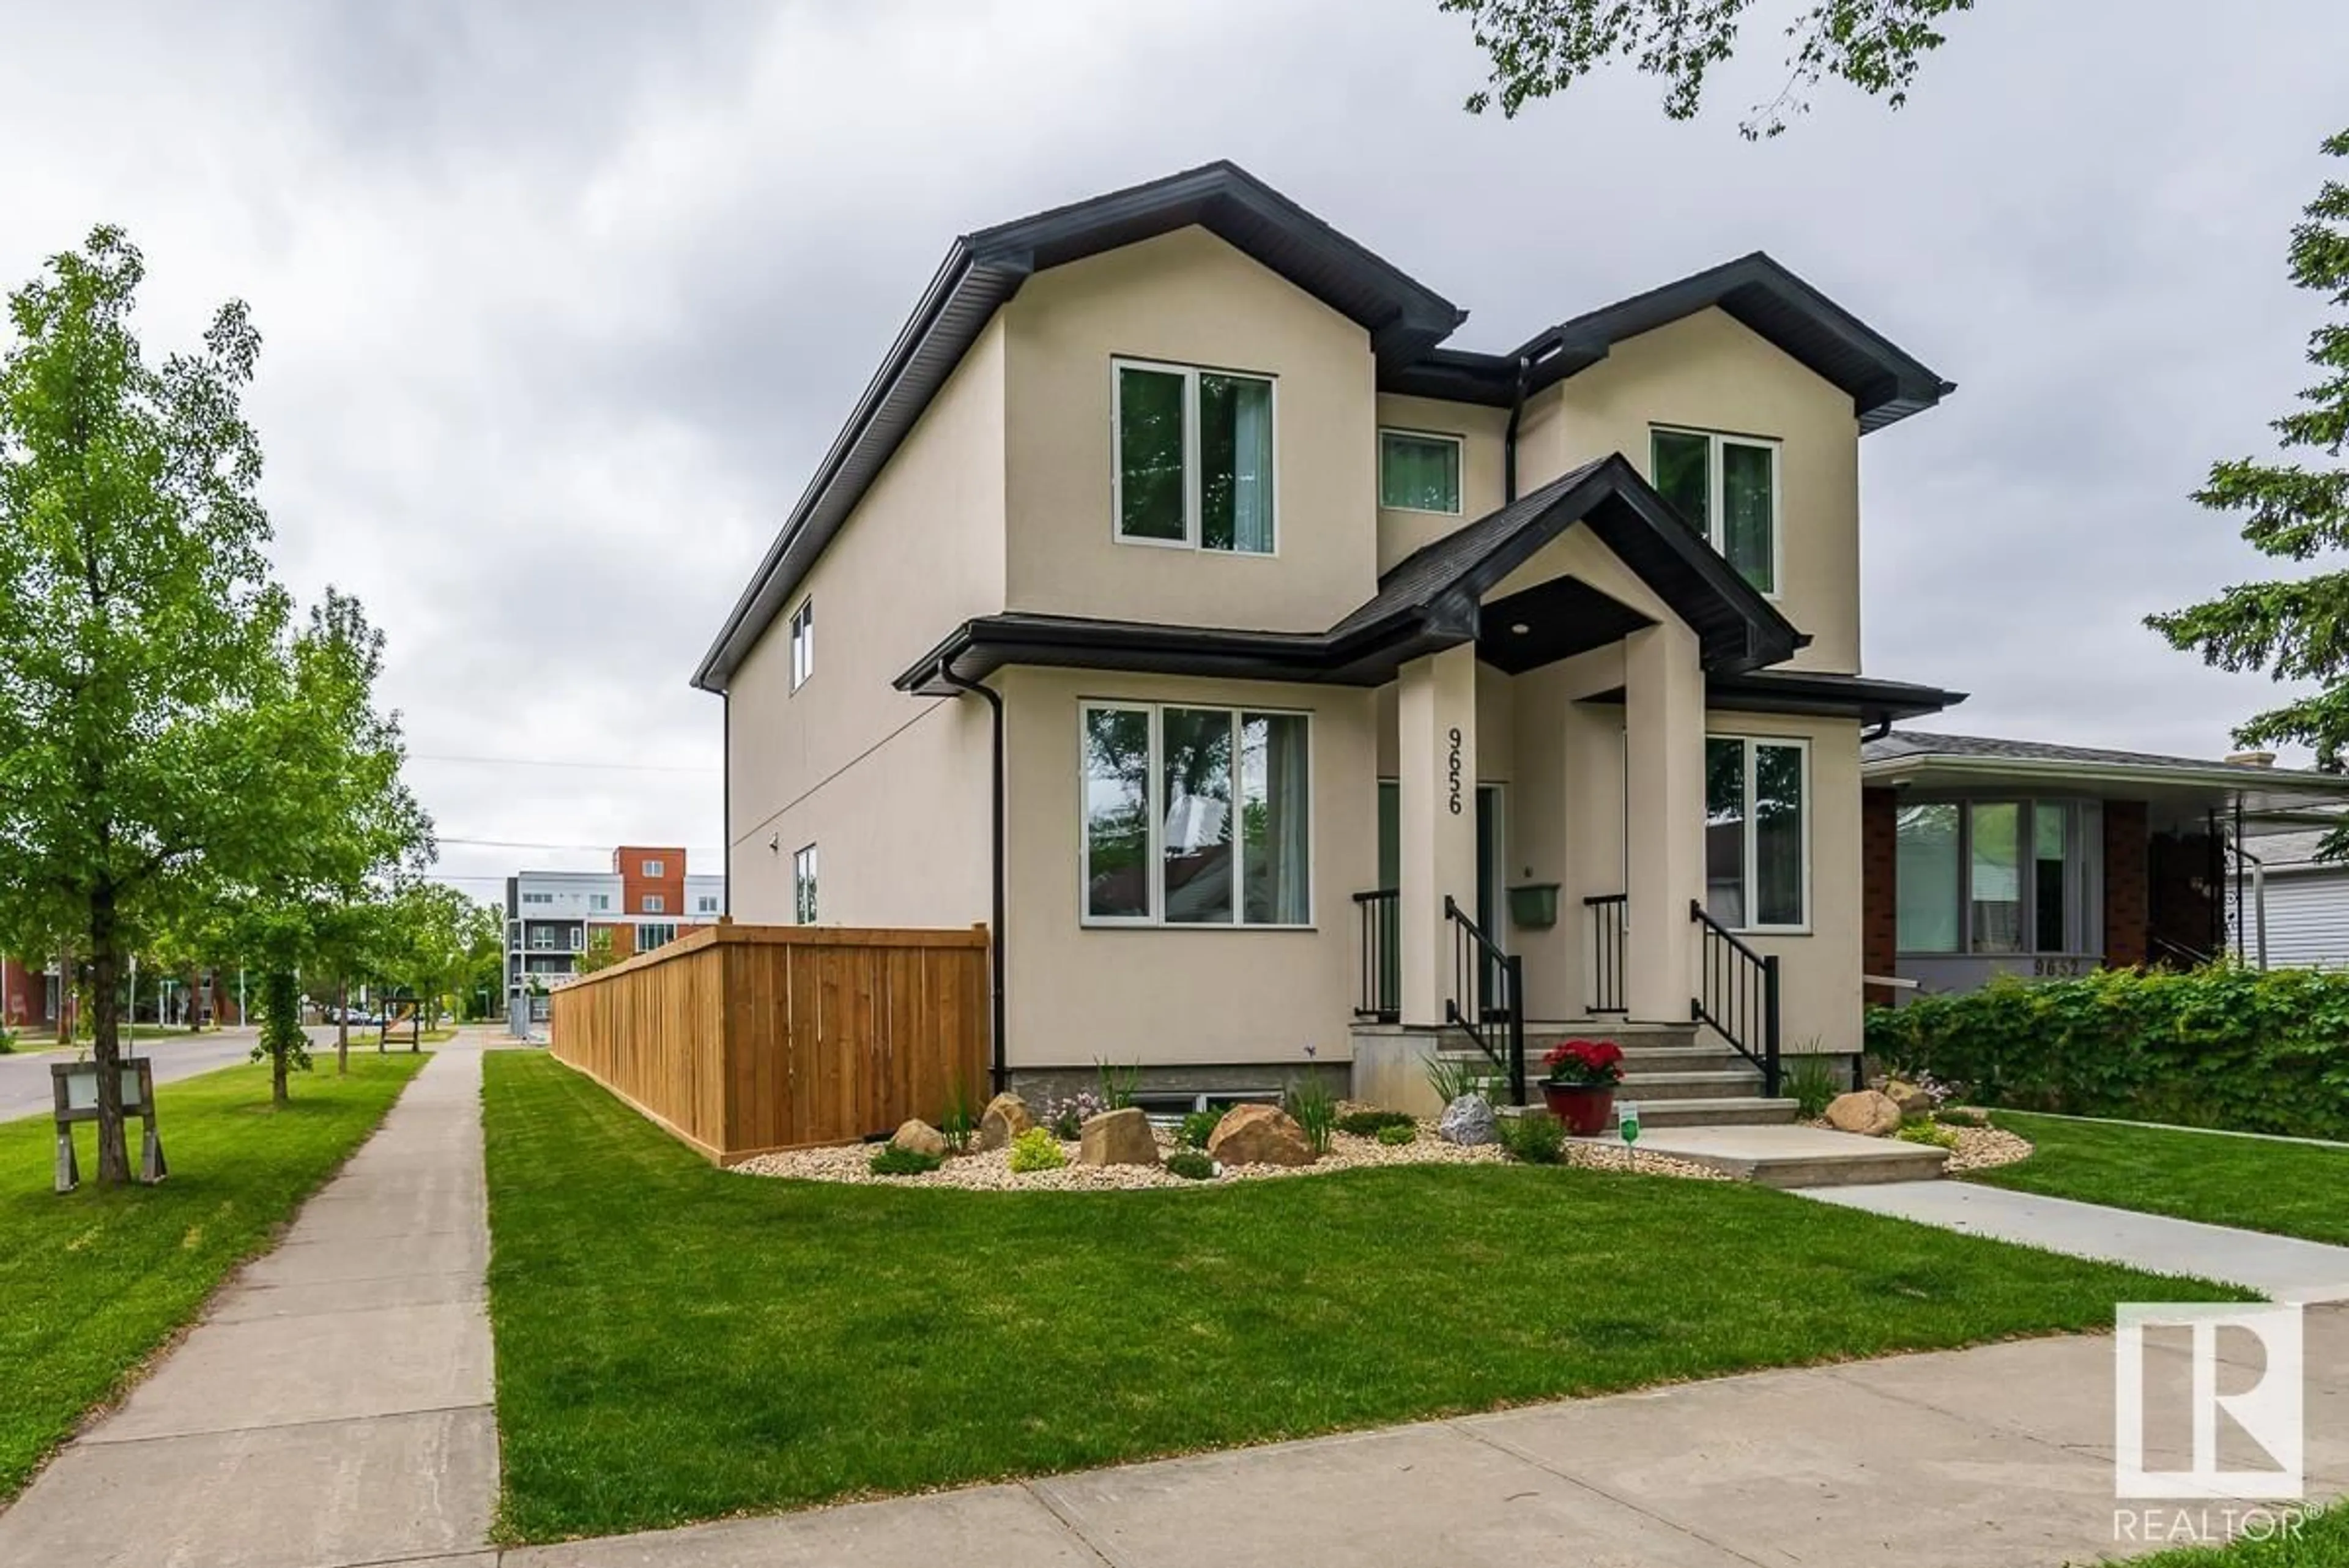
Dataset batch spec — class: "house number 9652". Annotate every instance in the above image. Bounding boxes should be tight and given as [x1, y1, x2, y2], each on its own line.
[1446, 727, 1463, 816]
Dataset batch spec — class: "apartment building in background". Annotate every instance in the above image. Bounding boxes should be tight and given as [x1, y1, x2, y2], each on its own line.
[507, 844, 724, 1032]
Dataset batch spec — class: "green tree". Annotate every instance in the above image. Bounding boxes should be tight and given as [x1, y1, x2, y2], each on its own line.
[225, 590, 431, 1102]
[1440, 0, 1976, 136]
[0, 227, 289, 1182]
[574, 926, 625, 976]
[2148, 131, 2349, 806]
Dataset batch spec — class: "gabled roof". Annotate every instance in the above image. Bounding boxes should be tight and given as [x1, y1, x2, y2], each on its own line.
[700, 165, 1953, 694]
[897, 454, 1803, 695]
[692, 162, 1462, 694]
[1383, 252, 1956, 432]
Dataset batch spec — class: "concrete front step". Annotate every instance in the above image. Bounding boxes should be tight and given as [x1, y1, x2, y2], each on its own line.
[1620, 1096, 1799, 1129]
[1577, 1124, 1950, 1189]
[1613, 1069, 1767, 1103]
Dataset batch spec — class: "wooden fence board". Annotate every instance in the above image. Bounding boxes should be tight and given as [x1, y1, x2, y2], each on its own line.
[550, 923, 989, 1163]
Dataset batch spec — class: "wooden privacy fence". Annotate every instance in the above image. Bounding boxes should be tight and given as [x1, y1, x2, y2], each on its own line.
[550, 922, 990, 1164]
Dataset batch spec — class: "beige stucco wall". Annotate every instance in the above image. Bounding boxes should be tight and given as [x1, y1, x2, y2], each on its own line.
[1521, 309, 1863, 674]
[724, 318, 1009, 927]
[1002, 226, 1380, 633]
[998, 666, 1377, 1069]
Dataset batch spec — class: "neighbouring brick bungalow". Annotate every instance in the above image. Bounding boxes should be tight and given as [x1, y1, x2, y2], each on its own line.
[1859, 731, 2349, 1000]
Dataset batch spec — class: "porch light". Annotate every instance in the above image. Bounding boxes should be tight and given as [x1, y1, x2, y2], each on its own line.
[1510, 622, 1531, 635]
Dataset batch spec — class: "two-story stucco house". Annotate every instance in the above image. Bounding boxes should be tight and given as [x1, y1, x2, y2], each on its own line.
[694, 162, 1964, 1118]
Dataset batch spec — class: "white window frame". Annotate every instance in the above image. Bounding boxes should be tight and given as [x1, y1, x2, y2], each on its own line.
[793, 844, 819, 924]
[642, 894, 664, 913]
[1077, 700, 1315, 930]
[588, 893, 609, 912]
[789, 598, 814, 690]
[1377, 427, 1465, 516]
[1649, 425, 1784, 600]
[696, 895, 719, 914]
[641, 859, 664, 877]
[1109, 358, 1278, 555]
[1707, 732, 1811, 935]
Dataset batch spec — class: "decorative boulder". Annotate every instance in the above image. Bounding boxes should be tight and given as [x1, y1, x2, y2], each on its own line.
[1824, 1090, 1904, 1137]
[1880, 1078, 1937, 1117]
[1077, 1107, 1159, 1167]
[1206, 1103, 1316, 1166]
[1437, 1093, 1498, 1147]
[978, 1092, 1033, 1151]
[890, 1118, 948, 1159]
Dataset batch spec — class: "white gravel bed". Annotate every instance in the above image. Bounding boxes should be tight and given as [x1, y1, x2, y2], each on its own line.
[730, 1120, 1729, 1190]
[1943, 1123, 2034, 1174]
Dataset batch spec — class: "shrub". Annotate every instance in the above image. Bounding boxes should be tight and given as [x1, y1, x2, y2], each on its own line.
[1337, 1109, 1416, 1138]
[1422, 1053, 1503, 1107]
[940, 1077, 976, 1154]
[1497, 1109, 1566, 1164]
[1784, 1050, 1843, 1119]
[1283, 1076, 1337, 1154]
[1163, 1150, 1215, 1180]
[0, 1026, 15, 1055]
[1894, 1121, 1960, 1151]
[1178, 1109, 1223, 1150]
[1375, 1122, 1417, 1147]
[1008, 1128, 1068, 1173]
[869, 1144, 943, 1176]
[1866, 964, 2349, 1140]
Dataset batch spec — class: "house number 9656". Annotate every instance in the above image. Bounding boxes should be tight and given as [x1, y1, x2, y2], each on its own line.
[1446, 727, 1463, 816]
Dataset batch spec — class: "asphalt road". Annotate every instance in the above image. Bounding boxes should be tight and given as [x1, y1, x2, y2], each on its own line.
[0, 1025, 344, 1122]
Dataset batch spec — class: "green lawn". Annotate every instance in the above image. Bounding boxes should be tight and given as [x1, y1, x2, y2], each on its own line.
[1973, 1113, 2349, 1247]
[484, 1053, 2249, 1544]
[0, 1053, 426, 1499]
[2115, 1503, 2346, 1565]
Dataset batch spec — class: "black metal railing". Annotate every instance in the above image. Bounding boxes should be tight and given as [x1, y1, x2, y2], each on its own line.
[1445, 895, 1526, 1106]
[1584, 893, 1628, 1014]
[2148, 933, 2214, 970]
[1690, 899, 1781, 1099]
[1353, 888, 1400, 1021]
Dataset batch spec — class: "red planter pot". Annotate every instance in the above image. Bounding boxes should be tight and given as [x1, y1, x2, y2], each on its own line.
[1540, 1083, 1616, 1137]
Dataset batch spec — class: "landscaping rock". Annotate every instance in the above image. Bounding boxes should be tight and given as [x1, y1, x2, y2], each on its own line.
[1436, 1093, 1497, 1147]
[1938, 1105, 1991, 1127]
[1206, 1103, 1316, 1166]
[978, 1092, 1033, 1151]
[1077, 1107, 1160, 1167]
[1880, 1078, 1937, 1117]
[1823, 1090, 1903, 1137]
[890, 1118, 948, 1159]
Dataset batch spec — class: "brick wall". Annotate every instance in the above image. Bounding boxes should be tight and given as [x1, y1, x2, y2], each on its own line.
[0, 956, 39, 1028]
[615, 845, 686, 919]
[2102, 799, 2150, 969]
[1861, 787, 1898, 1002]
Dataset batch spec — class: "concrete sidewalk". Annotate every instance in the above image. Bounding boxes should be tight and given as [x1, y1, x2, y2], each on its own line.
[0, 1040, 498, 1568]
[506, 1310, 2348, 1568]
[1803, 1181, 2349, 1303]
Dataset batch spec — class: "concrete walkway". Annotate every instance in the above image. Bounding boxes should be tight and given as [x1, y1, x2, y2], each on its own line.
[1804, 1181, 2349, 1303]
[504, 1309, 2348, 1568]
[0, 1039, 498, 1568]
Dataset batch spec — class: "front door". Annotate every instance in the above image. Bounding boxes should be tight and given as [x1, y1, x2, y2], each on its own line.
[1378, 781, 1507, 1014]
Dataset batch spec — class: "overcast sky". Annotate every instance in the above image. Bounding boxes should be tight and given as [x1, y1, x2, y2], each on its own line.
[4, 0, 2345, 903]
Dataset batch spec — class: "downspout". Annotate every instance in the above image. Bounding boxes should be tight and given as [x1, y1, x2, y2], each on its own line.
[1861, 716, 1894, 743]
[1503, 353, 1531, 504]
[721, 688, 732, 920]
[937, 664, 1008, 1094]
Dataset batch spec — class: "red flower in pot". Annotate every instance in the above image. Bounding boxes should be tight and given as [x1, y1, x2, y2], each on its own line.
[1538, 1039, 1624, 1136]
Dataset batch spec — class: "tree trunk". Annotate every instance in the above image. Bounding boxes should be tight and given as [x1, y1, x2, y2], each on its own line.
[336, 978, 349, 1076]
[87, 896, 133, 1185]
[187, 969, 202, 1032]
[55, 945, 72, 1047]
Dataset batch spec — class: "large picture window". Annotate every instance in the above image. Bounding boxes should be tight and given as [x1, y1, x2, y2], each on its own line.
[1650, 426, 1779, 595]
[1082, 702, 1311, 926]
[1895, 800, 2098, 954]
[1115, 360, 1275, 554]
[1705, 735, 1807, 931]
[1379, 429, 1463, 513]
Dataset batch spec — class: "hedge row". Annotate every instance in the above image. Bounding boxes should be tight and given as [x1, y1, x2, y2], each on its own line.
[1864, 964, 2349, 1141]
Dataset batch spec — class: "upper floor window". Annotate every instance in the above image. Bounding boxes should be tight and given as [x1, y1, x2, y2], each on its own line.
[521, 891, 552, 906]
[793, 845, 820, 924]
[642, 894, 665, 913]
[589, 893, 610, 911]
[1379, 429, 1462, 515]
[1704, 735, 1806, 932]
[789, 598, 814, 689]
[641, 858, 664, 877]
[1650, 427, 1779, 596]
[1113, 360, 1275, 554]
[696, 894, 719, 915]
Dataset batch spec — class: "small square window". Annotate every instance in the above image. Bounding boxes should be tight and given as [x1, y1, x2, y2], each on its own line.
[1379, 430, 1462, 513]
[641, 859, 664, 877]
[790, 599, 814, 689]
[642, 894, 664, 913]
